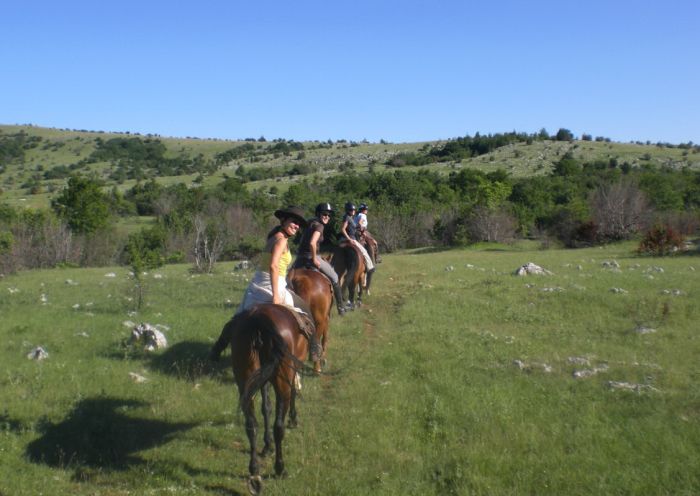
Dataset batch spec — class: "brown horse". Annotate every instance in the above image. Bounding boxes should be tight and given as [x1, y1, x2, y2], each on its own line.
[328, 242, 366, 309]
[209, 304, 322, 493]
[287, 268, 332, 373]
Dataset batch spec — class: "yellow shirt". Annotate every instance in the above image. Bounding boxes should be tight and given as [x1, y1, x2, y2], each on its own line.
[260, 246, 292, 278]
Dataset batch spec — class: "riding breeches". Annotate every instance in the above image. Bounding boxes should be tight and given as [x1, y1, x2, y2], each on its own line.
[351, 239, 374, 271]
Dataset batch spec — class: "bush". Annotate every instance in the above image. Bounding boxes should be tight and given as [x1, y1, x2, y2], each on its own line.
[467, 207, 517, 243]
[638, 225, 684, 256]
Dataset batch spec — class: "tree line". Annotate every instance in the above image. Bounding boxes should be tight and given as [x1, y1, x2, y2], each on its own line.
[2, 147, 699, 275]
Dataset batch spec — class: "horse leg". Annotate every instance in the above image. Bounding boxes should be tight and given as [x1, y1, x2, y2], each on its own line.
[346, 266, 356, 310]
[365, 268, 375, 293]
[260, 383, 273, 457]
[273, 378, 292, 477]
[319, 320, 329, 370]
[241, 395, 260, 477]
[287, 385, 298, 428]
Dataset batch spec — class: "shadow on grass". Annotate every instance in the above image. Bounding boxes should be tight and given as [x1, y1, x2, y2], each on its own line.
[26, 396, 196, 472]
[146, 340, 229, 381]
[203, 484, 246, 495]
[103, 340, 232, 382]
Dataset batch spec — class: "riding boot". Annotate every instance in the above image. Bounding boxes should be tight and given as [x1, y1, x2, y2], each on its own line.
[332, 281, 346, 316]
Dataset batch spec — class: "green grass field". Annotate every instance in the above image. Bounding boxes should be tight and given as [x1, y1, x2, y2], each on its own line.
[1, 243, 699, 495]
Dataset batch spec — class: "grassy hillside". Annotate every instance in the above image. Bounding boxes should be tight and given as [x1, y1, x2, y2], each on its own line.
[2, 124, 697, 210]
[1, 243, 699, 494]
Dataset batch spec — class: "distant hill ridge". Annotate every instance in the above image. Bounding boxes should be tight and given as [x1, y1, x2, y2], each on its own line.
[1, 123, 698, 210]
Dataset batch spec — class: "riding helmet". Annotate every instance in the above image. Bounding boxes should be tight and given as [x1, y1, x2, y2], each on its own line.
[315, 202, 333, 217]
[344, 202, 356, 212]
[358, 203, 368, 211]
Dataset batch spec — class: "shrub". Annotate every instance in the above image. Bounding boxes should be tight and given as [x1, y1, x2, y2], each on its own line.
[467, 207, 518, 243]
[590, 179, 649, 241]
[638, 225, 684, 256]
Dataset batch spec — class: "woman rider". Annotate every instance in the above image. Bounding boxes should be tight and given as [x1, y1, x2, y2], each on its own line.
[236, 205, 308, 312]
[293, 202, 346, 316]
[210, 206, 309, 361]
[340, 202, 375, 292]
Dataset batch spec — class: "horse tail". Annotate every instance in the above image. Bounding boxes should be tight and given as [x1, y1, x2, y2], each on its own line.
[345, 244, 359, 283]
[240, 312, 290, 406]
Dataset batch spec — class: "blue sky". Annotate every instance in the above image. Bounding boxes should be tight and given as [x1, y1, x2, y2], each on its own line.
[1, 0, 698, 144]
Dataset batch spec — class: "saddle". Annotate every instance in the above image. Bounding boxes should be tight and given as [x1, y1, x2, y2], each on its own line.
[287, 307, 316, 342]
[286, 289, 316, 340]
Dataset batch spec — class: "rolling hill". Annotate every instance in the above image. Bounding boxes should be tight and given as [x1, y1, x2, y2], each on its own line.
[2, 124, 698, 210]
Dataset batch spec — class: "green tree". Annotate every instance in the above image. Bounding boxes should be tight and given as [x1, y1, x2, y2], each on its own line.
[51, 176, 111, 234]
[555, 128, 574, 141]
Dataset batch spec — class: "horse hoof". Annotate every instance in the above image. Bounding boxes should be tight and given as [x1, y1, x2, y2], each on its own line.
[247, 475, 263, 495]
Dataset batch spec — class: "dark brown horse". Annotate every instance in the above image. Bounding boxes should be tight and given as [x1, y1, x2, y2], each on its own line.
[328, 242, 366, 309]
[287, 268, 332, 373]
[209, 304, 322, 493]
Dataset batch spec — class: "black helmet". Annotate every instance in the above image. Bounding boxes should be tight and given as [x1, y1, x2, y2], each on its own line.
[344, 202, 356, 212]
[358, 203, 368, 211]
[315, 202, 333, 216]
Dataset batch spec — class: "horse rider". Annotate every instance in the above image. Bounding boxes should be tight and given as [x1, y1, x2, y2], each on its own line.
[340, 201, 375, 292]
[354, 203, 381, 264]
[292, 202, 347, 316]
[210, 206, 311, 361]
[235, 205, 310, 313]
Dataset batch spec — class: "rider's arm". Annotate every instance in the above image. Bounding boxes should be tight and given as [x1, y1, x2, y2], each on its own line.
[340, 219, 351, 241]
[309, 230, 322, 268]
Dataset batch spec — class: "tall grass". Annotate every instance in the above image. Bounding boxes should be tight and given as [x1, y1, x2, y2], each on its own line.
[1, 243, 699, 494]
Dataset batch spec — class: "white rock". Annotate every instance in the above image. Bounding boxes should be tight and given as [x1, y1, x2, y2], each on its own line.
[573, 364, 608, 379]
[568, 356, 590, 366]
[607, 381, 658, 393]
[234, 260, 251, 270]
[27, 346, 49, 360]
[129, 372, 148, 383]
[514, 262, 553, 276]
[104, 272, 117, 278]
[130, 323, 168, 351]
[634, 326, 657, 335]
